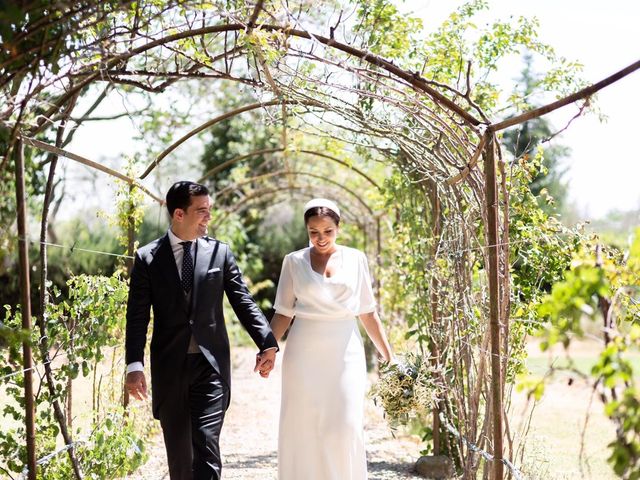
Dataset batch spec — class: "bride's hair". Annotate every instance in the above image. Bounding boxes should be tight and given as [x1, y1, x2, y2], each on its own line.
[304, 207, 340, 226]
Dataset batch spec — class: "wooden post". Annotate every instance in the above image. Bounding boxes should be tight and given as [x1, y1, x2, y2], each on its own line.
[123, 183, 136, 409]
[484, 133, 503, 480]
[14, 139, 37, 480]
[33, 116, 84, 479]
[125, 183, 136, 275]
[374, 217, 382, 305]
[429, 182, 442, 455]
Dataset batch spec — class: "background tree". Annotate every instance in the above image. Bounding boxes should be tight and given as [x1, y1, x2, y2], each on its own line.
[502, 54, 571, 214]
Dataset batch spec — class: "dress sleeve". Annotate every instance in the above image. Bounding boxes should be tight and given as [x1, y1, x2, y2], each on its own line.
[358, 251, 377, 315]
[274, 254, 296, 317]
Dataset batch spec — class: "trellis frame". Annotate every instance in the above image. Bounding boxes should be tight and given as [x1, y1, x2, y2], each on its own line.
[4, 2, 640, 479]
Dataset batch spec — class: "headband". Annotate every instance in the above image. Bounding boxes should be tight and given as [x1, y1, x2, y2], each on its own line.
[303, 198, 341, 218]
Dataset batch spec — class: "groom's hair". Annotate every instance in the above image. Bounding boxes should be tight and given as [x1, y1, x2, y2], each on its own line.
[166, 181, 209, 217]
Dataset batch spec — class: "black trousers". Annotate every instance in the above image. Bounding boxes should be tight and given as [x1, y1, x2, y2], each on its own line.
[159, 353, 229, 480]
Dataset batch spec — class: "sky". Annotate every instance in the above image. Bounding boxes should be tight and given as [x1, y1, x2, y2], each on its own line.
[65, 1, 640, 221]
[401, 0, 640, 218]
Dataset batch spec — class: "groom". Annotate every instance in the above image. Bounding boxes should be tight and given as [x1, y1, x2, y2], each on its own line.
[125, 180, 278, 480]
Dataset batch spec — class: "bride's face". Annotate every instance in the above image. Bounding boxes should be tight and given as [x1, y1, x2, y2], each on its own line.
[306, 215, 339, 254]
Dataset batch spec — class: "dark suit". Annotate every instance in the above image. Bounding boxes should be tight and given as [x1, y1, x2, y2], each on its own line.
[125, 233, 277, 479]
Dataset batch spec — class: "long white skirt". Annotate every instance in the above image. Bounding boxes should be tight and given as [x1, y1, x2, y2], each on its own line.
[278, 316, 367, 480]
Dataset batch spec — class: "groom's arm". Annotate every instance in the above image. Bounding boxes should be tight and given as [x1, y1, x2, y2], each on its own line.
[222, 245, 279, 352]
[125, 252, 153, 364]
[254, 312, 292, 378]
[124, 252, 152, 399]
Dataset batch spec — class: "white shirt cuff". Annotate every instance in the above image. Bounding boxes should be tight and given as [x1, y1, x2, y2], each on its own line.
[126, 361, 144, 374]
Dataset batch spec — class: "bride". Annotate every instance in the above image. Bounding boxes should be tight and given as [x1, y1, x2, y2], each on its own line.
[268, 198, 393, 480]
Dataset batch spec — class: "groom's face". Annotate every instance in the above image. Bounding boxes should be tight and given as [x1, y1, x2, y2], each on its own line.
[175, 195, 212, 240]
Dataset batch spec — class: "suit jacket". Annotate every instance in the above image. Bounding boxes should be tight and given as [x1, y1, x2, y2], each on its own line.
[125, 233, 278, 418]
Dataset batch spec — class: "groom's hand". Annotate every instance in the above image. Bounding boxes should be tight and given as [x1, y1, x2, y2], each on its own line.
[254, 348, 277, 378]
[125, 371, 148, 400]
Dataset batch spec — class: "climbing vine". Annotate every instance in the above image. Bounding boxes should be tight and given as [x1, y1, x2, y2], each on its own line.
[1, 0, 634, 478]
[532, 231, 640, 477]
[0, 274, 151, 479]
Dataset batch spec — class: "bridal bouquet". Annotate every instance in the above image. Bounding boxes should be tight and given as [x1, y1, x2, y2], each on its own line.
[370, 352, 443, 426]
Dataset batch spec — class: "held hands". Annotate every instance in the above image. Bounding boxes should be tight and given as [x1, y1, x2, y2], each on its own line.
[254, 349, 277, 378]
[125, 371, 148, 400]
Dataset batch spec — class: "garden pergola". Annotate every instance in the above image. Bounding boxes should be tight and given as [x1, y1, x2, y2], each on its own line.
[3, 2, 639, 478]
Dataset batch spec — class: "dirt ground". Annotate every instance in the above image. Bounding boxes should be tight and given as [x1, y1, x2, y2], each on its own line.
[507, 337, 624, 480]
[2, 336, 623, 479]
[121, 337, 626, 480]
[123, 346, 424, 480]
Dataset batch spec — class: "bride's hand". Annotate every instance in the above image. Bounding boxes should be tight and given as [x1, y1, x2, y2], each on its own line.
[380, 355, 398, 367]
[254, 350, 276, 378]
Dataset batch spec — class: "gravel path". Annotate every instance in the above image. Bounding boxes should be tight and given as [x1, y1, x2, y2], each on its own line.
[125, 346, 423, 479]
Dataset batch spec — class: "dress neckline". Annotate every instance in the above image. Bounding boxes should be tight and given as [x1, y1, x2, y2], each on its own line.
[306, 245, 343, 279]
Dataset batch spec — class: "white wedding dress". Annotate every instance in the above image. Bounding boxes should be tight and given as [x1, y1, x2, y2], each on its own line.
[273, 245, 377, 480]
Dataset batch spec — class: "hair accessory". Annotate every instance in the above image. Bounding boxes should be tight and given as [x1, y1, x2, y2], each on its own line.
[303, 198, 340, 218]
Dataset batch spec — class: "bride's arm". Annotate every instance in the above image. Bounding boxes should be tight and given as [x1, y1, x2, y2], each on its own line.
[271, 313, 294, 342]
[358, 311, 393, 362]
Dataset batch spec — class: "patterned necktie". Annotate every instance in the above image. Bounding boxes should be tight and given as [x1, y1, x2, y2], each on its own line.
[180, 241, 194, 293]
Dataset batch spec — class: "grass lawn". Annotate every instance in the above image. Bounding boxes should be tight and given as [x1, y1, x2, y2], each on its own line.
[510, 337, 638, 480]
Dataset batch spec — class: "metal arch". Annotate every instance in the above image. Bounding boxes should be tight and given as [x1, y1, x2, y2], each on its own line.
[211, 186, 376, 254]
[139, 99, 322, 179]
[22, 136, 164, 203]
[210, 185, 383, 302]
[213, 186, 369, 228]
[40, 23, 482, 137]
[211, 171, 376, 217]
[213, 169, 378, 216]
[198, 148, 381, 190]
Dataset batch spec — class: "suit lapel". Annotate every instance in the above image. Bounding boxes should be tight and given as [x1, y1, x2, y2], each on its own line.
[156, 234, 188, 312]
[192, 237, 215, 311]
